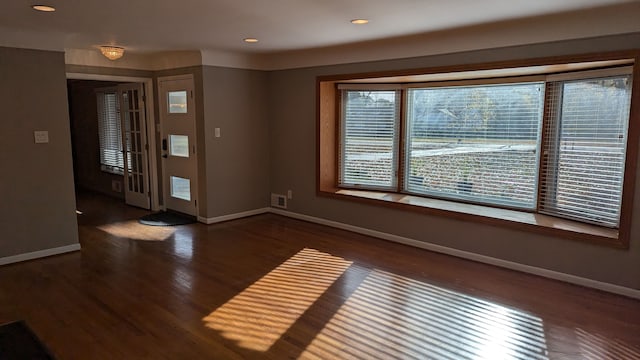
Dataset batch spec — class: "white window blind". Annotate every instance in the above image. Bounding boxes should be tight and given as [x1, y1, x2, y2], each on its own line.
[540, 75, 632, 227]
[96, 91, 124, 174]
[340, 90, 400, 189]
[405, 83, 544, 209]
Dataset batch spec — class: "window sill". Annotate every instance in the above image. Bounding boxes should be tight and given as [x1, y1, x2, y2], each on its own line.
[319, 187, 623, 248]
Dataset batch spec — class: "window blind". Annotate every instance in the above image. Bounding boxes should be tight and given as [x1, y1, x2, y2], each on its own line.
[405, 83, 544, 209]
[540, 75, 632, 227]
[340, 90, 400, 189]
[96, 91, 124, 174]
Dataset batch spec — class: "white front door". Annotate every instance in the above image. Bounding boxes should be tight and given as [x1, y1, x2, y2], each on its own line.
[119, 83, 150, 209]
[158, 75, 198, 216]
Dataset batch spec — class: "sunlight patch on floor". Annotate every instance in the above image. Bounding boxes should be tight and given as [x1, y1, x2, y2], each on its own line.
[576, 327, 640, 359]
[203, 248, 352, 351]
[300, 269, 549, 360]
[97, 220, 176, 241]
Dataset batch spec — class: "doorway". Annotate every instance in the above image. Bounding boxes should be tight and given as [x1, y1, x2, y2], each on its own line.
[66, 74, 159, 211]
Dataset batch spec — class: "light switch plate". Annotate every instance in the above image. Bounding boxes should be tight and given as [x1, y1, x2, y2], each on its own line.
[214, 128, 221, 138]
[34, 131, 49, 144]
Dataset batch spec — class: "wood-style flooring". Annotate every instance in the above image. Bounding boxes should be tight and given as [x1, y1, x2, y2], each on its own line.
[0, 192, 639, 359]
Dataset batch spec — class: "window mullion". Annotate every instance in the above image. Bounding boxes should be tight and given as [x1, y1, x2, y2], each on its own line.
[397, 89, 406, 192]
[537, 82, 561, 212]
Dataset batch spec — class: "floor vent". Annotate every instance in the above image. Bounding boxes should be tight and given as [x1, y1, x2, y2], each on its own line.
[271, 193, 287, 209]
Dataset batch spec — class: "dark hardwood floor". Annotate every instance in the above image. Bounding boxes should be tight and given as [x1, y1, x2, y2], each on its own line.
[0, 192, 639, 359]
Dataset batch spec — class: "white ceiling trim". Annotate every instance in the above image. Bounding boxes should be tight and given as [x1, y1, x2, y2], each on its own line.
[65, 49, 203, 71]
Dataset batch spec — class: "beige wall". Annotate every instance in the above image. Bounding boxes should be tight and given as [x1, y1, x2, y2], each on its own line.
[268, 33, 640, 290]
[202, 66, 270, 217]
[0, 47, 79, 257]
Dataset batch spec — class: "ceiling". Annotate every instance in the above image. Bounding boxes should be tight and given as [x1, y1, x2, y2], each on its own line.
[0, 0, 636, 57]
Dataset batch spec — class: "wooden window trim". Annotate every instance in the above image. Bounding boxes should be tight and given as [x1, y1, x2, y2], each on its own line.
[317, 50, 640, 249]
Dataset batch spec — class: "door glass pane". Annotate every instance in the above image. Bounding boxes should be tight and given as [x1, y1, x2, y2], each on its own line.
[169, 135, 189, 158]
[170, 176, 191, 201]
[168, 91, 187, 113]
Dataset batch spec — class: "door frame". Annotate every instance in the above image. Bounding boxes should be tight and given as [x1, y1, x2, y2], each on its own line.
[66, 72, 160, 211]
[157, 74, 198, 216]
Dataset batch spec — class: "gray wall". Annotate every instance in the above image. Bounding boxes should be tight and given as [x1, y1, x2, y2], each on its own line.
[64, 64, 271, 219]
[268, 33, 640, 290]
[0, 47, 79, 257]
[202, 66, 270, 217]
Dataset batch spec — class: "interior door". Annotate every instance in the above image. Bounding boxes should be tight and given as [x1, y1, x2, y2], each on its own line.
[119, 83, 150, 209]
[158, 76, 198, 216]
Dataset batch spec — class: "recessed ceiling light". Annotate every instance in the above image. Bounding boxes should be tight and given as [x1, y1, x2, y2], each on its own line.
[351, 19, 369, 25]
[243, 38, 259, 43]
[32, 5, 56, 12]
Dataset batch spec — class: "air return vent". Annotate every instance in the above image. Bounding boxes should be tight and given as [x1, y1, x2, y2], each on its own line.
[270, 193, 287, 209]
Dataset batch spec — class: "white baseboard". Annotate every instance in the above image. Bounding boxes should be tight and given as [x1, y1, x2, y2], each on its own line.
[198, 207, 270, 224]
[0, 243, 81, 266]
[269, 208, 640, 300]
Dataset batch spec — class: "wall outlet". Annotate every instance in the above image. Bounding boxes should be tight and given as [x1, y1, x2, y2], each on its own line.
[34, 130, 49, 144]
[112, 180, 122, 193]
[270, 193, 287, 209]
[287, 190, 293, 199]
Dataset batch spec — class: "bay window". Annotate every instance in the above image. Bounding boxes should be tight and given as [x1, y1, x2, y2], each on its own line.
[322, 54, 638, 246]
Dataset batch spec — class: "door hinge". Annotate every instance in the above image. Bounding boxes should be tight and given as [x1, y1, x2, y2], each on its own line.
[142, 95, 146, 102]
[192, 145, 196, 154]
[191, 90, 194, 99]
[145, 143, 149, 151]
[195, 200, 197, 207]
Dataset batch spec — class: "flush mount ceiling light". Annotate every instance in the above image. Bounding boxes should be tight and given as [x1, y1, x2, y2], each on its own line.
[32, 5, 56, 12]
[100, 46, 125, 60]
[350, 19, 369, 25]
[243, 38, 259, 43]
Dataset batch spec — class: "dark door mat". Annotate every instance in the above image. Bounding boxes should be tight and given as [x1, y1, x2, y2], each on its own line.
[0, 321, 55, 359]
[139, 211, 197, 226]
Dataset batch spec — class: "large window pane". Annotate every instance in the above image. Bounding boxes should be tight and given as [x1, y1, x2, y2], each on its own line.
[96, 91, 124, 174]
[405, 83, 544, 209]
[340, 90, 400, 189]
[540, 76, 632, 227]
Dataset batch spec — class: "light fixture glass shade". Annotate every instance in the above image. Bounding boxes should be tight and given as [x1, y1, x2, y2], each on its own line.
[100, 46, 124, 60]
[32, 5, 56, 12]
